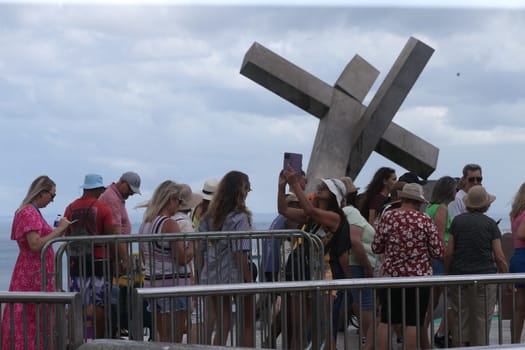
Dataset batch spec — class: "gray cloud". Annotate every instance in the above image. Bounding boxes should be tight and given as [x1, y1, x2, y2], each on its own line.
[0, 4, 523, 222]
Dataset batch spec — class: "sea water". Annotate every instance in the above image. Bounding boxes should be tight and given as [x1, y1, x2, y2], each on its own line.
[0, 215, 274, 291]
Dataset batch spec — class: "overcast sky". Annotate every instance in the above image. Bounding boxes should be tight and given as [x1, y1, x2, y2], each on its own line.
[0, 1, 524, 225]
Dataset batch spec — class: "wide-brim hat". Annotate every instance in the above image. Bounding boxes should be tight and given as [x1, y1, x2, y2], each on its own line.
[81, 174, 105, 190]
[340, 176, 359, 194]
[463, 185, 495, 209]
[319, 178, 346, 207]
[178, 185, 204, 211]
[201, 178, 219, 201]
[397, 183, 428, 203]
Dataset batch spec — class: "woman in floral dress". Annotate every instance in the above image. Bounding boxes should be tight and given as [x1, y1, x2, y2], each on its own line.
[2, 175, 71, 350]
[372, 183, 443, 350]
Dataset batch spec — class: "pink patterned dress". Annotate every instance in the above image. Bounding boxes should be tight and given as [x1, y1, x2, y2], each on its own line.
[2, 204, 56, 350]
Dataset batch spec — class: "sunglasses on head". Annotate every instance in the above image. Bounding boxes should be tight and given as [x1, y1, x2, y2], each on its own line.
[467, 176, 482, 184]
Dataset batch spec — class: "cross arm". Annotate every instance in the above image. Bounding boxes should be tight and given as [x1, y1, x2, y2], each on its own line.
[240, 42, 332, 118]
[375, 122, 439, 179]
[347, 37, 437, 179]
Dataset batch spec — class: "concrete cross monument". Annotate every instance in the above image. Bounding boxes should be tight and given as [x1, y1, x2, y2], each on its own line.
[240, 37, 439, 191]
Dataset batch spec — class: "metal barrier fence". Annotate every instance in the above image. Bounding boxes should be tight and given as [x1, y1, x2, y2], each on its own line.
[132, 273, 525, 349]
[0, 291, 83, 350]
[40, 229, 325, 342]
[37, 230, 525, 349]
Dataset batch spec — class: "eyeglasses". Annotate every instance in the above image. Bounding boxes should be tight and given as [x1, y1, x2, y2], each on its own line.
[45, 190, 56, 200]
[467, 176, 483, 184]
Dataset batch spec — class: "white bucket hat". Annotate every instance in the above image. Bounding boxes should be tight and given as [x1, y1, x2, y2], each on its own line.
[320, 178, 346, 207]
[81, 174, 105, 190]
[201, 178, 219, 201]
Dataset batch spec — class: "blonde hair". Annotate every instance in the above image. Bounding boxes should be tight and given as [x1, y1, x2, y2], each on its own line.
[510, 182, 525, 219]
[141, 180, 192, 222]
[19, 175, 55, 210]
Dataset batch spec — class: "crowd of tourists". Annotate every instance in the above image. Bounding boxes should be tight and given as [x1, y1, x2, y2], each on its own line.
[3, 162, 525, 349]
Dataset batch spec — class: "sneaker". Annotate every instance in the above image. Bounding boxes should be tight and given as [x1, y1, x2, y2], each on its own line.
[119, 328, 129, 339]
[434, 332, 452, 348]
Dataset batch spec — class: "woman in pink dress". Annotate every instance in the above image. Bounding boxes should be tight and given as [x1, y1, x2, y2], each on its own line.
[2, 175, 71, 350]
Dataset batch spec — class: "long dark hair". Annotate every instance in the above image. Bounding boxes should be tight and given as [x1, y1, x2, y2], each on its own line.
[204, 171, 252, 231]
[430, 176, 457, 205]
[313, 190, 346, 229]
[344, 192, 358, 207]
[360, 167, 395, 214]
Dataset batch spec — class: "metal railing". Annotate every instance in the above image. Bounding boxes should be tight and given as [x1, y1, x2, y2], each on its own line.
[34, 229, 525, 348]
[40, 229, 325, 342]
[132, 273, 525, 349]
[0, 291, 83, 350]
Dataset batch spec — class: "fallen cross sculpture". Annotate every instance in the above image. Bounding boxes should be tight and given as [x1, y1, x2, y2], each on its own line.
[240, 37, 439, 189]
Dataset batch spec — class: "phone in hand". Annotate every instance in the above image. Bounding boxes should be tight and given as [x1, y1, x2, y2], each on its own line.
[283, 152, 303, 175]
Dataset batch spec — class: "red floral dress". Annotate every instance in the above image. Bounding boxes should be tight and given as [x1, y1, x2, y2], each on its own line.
[2, 205, 55, 350]
[372, 209, 443, 277]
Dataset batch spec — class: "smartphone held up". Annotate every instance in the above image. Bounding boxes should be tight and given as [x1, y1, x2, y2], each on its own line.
[283, 152, 303, 175]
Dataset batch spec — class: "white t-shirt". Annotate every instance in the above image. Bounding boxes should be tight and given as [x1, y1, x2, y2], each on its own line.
[343, 205, 377, 266]
[448, 189, 467, 219]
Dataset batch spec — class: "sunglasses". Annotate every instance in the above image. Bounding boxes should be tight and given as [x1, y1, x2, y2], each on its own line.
[125, 183, 135, 195]
[45, 190, 56, 199]
[467, 176, 483, 184]
[317, 184, 329, 191]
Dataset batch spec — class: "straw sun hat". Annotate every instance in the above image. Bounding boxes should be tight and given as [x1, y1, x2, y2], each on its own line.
[397, 183, 428, 203]
[462, 185, 495, 209]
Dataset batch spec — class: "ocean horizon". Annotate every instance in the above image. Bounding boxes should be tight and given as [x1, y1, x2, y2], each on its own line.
[0, 211, 511, 291]
[0, 213, 276, 291]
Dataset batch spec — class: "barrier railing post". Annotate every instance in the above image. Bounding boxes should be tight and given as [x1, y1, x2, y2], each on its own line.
[69, 292, 84, 349]
[131, 287, 144, 341]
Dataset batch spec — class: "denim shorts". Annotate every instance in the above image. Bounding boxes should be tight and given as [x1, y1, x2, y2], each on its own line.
[147, 296, 187, 313]
[350, 265, 374, 310]
[144, 277, 190, 313]
[510, 248, 525, 287]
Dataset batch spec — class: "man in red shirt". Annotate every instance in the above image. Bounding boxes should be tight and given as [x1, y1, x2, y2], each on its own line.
[64, 173, 114, 338]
